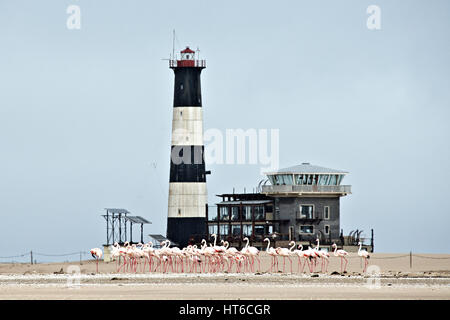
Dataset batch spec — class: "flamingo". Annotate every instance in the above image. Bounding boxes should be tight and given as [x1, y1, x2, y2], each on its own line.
[264, 238, 278, 273]
[315, 238, 330, 273]
[292, 244, 306, 273]
[300, 246, 316, 273]
[275, 244, 293, 273]
[241, 237, 260, 273]
[358, 241, 370, 273]
[332, 243, 349, 273]
[90, 247, 103, 273]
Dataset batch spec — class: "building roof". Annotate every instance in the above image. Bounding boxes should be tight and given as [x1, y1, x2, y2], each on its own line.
[217, 200, 273, 205]
[265, 163, 348, 175]
[181, 47, 195, 54]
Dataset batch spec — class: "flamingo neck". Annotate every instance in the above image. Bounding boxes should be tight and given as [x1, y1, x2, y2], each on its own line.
[265, 239, 270, 252]
[290, 242, 295, 252]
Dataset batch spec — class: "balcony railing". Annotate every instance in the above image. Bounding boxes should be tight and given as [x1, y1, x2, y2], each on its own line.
[262, 184, 351, 195]
[169, 59, 206, 68]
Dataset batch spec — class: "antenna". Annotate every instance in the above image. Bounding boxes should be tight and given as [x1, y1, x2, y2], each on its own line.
[172, 29, 175, 61]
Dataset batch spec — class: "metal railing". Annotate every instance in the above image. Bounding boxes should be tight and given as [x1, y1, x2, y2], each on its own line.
[262, 185, 351, 194]
[169, 60, 206, 68]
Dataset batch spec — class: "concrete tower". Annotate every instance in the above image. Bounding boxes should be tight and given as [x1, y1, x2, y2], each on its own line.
[167, 47, 208, 247]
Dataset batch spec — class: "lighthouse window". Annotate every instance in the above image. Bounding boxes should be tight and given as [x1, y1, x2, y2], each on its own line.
[324, 225, 330, 235]
[180, 84, 184, 90]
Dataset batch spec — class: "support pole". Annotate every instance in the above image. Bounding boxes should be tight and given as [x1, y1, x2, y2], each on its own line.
[410, 251, 412, 269]
[30, 251, 33, 265]
[130, 222, 133, 243]
[371, 229, 374, 253]
[140, 223, 144, 244]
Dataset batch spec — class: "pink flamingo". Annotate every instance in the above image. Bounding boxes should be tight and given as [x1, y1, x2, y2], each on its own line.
[275, 245, 292, 273]
[90, 248, 103, 273]
[332, 243, 349, 273]
[315, 239, 330, 273]
[264, 238, 278, 273]
[293, 244, 307, 273]
[241, 237, 260, 273]
[358, 242, 370, 273]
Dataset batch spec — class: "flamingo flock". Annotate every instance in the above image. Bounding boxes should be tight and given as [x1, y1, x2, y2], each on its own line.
[89, 237, 370, 274]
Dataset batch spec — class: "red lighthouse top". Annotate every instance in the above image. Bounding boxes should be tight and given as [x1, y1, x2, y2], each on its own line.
[180, 47, 195, 54]
[169, 46, 206, 69]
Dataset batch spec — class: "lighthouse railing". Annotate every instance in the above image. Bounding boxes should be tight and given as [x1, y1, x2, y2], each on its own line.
[169, 60, 206, 68]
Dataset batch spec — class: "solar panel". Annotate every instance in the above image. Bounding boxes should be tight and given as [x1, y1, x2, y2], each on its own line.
[104, 208, 130, 214]
[125, 216, 151, 224]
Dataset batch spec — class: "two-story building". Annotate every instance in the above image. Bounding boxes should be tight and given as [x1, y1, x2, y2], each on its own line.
[206, 163, 358, 250]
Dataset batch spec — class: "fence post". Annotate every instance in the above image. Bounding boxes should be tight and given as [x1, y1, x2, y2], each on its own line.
[30, 251, 33, 265]
[410, 251, 412, 269]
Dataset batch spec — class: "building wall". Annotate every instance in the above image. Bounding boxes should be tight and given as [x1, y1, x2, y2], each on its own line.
[275, 196, 340, 242]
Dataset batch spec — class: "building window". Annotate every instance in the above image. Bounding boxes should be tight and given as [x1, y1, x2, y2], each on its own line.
[274, 174, 293, 185]
[243, 206, 252, 221]
[324, 225, 330, 235]
[243, 224, 253, 236]
[232, 225, 241, 237]
[208, 225, 218, 235]
[220, 206, 229, 221]
[231, 206, 239, 221]
[324, 206, 330, 220]
[254, 225, 265, 236]
[220, 224, 229, 237]
[300, 205, 314, 219]
[318, 175, 329, 185]
[329, 175, 338, 185]
[299, 225, 314, 234]
[254, 206, 265, 220]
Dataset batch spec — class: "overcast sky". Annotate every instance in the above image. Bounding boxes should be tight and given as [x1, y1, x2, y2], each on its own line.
[0, 0, 449, 261]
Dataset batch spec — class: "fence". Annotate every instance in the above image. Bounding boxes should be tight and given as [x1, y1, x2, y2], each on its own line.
[0, 251, 92, 264]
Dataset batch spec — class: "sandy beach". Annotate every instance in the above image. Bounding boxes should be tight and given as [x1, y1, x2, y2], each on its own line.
[1, 253, 449, 300]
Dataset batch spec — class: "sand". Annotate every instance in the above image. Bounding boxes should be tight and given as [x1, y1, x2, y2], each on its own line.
[1, 253, 449, 300]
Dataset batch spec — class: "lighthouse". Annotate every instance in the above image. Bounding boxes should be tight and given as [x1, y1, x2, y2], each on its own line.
[167, 47, 208, 247]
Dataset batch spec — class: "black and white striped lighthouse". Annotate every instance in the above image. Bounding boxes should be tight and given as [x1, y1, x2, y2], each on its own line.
[167, 47, 208, 247]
